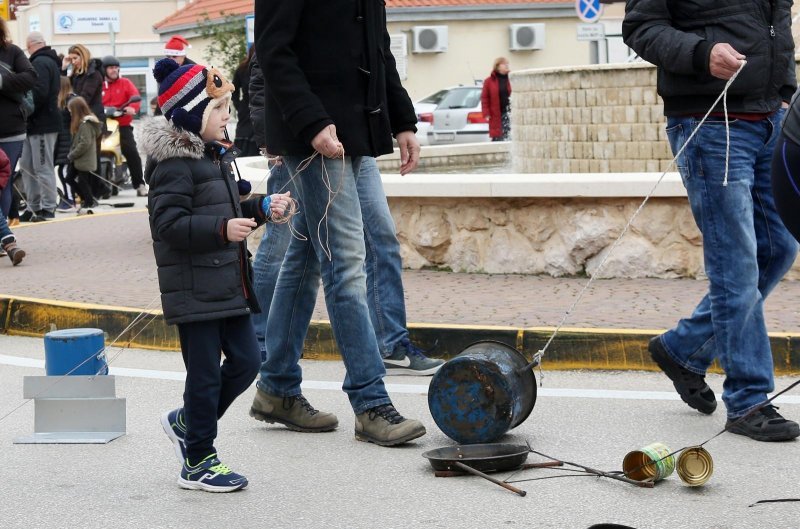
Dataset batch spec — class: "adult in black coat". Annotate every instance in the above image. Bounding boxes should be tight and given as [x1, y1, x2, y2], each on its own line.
[251, 0, 426, 447]
[0, 18, 37, 219]
[623, 0, 800, 442]
[232, 46, 257, 157]
[62, 44, 104, 121]
[19, 32, 62, 219]
[62, 44, 106, 197]
[256, 0, 418, 158]
[25, 34, 61, 135]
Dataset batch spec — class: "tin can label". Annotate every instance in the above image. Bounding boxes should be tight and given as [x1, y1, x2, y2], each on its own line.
[623, 442, 675, 482]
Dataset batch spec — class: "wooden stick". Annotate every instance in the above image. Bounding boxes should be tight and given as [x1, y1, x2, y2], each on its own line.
[453, 462, 527, 496]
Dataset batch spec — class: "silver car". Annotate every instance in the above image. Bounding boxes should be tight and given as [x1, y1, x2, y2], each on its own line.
[427, 86, 489, 145]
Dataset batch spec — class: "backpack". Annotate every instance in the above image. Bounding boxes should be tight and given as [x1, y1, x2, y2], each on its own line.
[0, 58, 35, 120]
[18, 90, 34, 120]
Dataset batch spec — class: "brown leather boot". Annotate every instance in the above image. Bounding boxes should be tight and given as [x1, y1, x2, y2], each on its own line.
[1, 235, 25, 266]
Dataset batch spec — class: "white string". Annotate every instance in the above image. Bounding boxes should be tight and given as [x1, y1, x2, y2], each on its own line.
[528, 61, 747, 380]
[316, 151, 346, 261]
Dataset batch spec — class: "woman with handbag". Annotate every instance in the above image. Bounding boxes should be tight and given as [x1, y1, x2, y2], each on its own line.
[0, 18, 36, 223]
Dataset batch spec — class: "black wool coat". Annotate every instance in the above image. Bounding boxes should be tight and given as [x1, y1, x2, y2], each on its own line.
[0, 44, 37, 139]
[140, 118, 268, 325]
[28, 46, 62, 134]
[255, 0, 417, 157]
[70, 58, 105, 121]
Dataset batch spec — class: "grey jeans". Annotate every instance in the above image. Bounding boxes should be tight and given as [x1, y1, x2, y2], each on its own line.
[19, 132, 58, 212]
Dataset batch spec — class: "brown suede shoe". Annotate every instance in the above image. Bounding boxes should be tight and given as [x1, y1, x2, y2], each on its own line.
[250, 387, 338, 432]
[355, 404, 426, 446]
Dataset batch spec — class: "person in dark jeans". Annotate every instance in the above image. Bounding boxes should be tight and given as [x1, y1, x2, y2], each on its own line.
[248, 55, 444, 377]
[143, 58, 289, 492]
[54, 75, 75, 209]
[250, 0, 428, 447]
[624, 0, 800, 442]
[101, 55, 146, 196]
[62, 44, 106, 198]
[0, 17, 36, 225]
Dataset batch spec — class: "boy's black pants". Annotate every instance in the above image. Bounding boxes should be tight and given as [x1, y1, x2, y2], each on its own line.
[177, 314, 261, 463]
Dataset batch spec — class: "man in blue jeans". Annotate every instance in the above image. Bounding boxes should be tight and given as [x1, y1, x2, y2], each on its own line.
[624, 0, 800, 442]
[250, 0, 428, 446]
[248, 57, 443, 376]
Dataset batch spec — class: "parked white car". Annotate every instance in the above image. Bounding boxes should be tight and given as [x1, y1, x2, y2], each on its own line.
[413, 88, 450, 146]
[427, 86, 489, 145]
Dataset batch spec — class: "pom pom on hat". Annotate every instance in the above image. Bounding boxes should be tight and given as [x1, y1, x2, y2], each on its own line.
[153, 57, 179, 84]
[153, 58, 234, 136]
[163, 35, 191, 57]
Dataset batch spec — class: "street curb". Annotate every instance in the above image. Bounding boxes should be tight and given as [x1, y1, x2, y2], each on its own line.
[2, 295, 799, 374]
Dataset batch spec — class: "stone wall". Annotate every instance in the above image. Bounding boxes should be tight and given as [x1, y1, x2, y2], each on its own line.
[390, 196, 706, 279]
[512, 63, 672, 174]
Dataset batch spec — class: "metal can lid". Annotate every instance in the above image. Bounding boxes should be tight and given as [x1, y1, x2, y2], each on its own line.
[677, 446, 713, 486]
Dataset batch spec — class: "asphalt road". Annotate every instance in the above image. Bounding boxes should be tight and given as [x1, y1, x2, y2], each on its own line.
[1, 334, 799, 529]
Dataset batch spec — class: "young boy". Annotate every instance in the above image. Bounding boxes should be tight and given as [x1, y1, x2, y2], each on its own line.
[142, 58, 290, 492]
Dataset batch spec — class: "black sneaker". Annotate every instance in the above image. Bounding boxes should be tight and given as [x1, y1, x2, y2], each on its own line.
[648, 336, 717, 414]
[19, 210, 35, 222]
[727, 405, 800, 442]
[383, 339, 444, 376]
[31, 209, 54, 222]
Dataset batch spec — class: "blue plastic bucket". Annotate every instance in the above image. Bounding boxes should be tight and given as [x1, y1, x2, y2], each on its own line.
[428, 341, 537, 444]
[44, 328, 108, 376]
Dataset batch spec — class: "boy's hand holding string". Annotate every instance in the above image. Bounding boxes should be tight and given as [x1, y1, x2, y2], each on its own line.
[226, 191, 291, 242]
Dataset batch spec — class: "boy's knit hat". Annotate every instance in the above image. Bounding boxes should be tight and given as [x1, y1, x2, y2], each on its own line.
[153, 58, 234, 136]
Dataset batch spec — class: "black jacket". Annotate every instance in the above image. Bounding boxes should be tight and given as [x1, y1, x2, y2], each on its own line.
[54, 107, 72, 165]
[28, 46, 62, 135]
[623, 0, 796, 116]
[232, 62, 254, 141]
[69, 58, 105, 121]
[248, 56, 265, 147]
[141, 118, 268, 325]
[0, 44, 37, 140]
[255, 0, 416, 156]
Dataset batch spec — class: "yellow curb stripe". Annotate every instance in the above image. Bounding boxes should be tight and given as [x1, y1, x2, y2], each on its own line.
[1, 295, 799, 374]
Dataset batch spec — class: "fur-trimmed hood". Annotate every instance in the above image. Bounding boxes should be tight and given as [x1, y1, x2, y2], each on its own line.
[140, 117, 204, 163]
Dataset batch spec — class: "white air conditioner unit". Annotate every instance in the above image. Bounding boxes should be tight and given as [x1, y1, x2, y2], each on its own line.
[509, 23, 545, 51]
[412, 26, 448, 53]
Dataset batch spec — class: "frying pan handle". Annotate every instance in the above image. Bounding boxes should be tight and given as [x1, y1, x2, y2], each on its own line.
[453, 462, 527, 497]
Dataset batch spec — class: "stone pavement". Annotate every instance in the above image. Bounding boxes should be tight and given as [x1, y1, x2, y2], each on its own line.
[3, 191, 800, 369]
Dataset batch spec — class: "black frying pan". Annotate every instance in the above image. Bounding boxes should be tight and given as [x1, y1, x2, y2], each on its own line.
[422, 443, 530, 473]
[423, 443, 532, 496]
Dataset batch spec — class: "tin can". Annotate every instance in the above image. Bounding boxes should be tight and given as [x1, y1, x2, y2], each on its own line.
[676, 446, 713, 486]
[622, 442, 675, 482]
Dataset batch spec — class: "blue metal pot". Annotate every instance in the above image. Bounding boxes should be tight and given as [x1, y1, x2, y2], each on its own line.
[428, 341, 537, 444]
